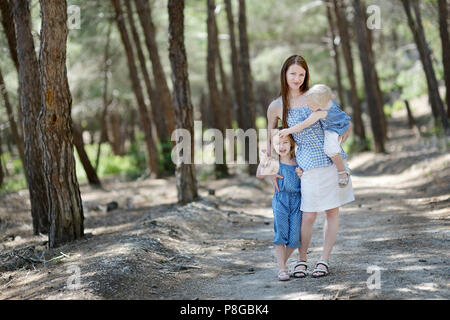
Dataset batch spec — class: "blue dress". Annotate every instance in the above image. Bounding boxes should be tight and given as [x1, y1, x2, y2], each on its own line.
[319, 100, 351, 135]
[272, 162, 302, 249]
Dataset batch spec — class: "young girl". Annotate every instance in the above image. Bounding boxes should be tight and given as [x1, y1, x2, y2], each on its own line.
[257, 128, 303, 281]
[279, 84, 352, 187]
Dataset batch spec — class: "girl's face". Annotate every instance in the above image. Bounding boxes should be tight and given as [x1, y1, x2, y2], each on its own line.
[286, 64, 306, 92]
[272, 134, 292, 157]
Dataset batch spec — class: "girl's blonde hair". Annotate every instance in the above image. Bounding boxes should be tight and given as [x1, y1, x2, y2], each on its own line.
[305, 84, 332, 107]
[270, 127, 296, 159]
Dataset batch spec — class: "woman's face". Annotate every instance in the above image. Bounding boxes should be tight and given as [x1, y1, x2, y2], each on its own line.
[286, 64, 306, 92]
[272, 134, 291, 157]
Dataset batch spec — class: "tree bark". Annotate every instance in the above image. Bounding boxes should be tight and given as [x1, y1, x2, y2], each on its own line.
[401, 0, 448, 133]
[38, 0, 84, 247]
[438, 0, 450, 118]
[238, 0, 257, 175]
[361, 2, 388, 140]
[0, 68, 25, 168]
[224, 0, 243, 126]
[332, 0, 366, 143]
[95, 20, 113, 172]
[325, 0, 345, 107]
[168, 0, 199, 204]
[111, 0, 160, 176]
[134, 0, 176, 140]
[13, 0, 50, 235]
[207, 0, 228, 178]
[126, 0, 167, 144]
[72, 123, 101, 186]
[353, 0, 385, 153]
[0, 0, 19, 69]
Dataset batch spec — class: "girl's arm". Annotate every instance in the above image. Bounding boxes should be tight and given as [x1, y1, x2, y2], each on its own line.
[279, 110, 327, 138]
[266, 100, 281, 157]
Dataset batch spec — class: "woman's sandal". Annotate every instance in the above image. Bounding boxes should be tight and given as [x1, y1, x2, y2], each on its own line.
[312, 261, 329, 278]
[337, 168, 351, 188]
[278, 269, 290, 281]
[291, 261, 308, 278]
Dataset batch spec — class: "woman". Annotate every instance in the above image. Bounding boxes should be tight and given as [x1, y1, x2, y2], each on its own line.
[266, 54, 354, 278]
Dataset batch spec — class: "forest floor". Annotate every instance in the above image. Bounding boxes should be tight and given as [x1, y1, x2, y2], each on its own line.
[0, 100, 449, 300]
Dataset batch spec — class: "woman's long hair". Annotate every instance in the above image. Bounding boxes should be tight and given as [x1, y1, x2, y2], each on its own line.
[279, 55, 310, 128]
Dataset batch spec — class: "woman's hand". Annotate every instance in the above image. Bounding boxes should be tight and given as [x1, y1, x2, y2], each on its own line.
[279, 128, 291, 139]
[271, 174, 283, 192]
[295, 168, 303, 179]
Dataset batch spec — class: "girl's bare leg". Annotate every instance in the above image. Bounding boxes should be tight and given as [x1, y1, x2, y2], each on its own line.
[275, 245, 287, 271]
[284, 247, 295, 265]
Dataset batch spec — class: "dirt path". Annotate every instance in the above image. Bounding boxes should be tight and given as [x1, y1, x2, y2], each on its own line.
[0, 107, 449, 300]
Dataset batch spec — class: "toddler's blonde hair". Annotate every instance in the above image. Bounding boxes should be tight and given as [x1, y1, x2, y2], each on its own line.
[305, 84, 332, 107]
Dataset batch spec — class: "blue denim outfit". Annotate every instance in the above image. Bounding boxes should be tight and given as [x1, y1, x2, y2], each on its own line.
[318, 100, 351, 135]
[287, 106, 348, 172]
[272, 162, 302, 249]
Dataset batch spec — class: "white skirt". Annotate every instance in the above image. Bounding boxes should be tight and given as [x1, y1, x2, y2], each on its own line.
[300, 162, 355, 212]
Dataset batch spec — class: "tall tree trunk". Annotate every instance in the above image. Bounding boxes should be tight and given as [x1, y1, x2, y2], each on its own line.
[111, 0, 160, 177]
[353, 0, 385, 153]
[1, 0, 25, 147]
[224, 0, 243, 126]
[38, 0, 84, 247]
[95, 20, 113, 172]
[213, 15, 232, 131]
[332, 0, 366, 143]
[126, 0, 167, 144]
[13, 0, 50, 235]
[361, 3, 388, 140]
[0, 68, 25, 167]
[438, 0, 450, 118]
[168, 0, 199, 204]
[0, 133, 4, 187]
[401, 0, 449, 133]
[207, 0, 228, 178]
[238, 0, 257, 175]
[134, 0, 176, 140]
[325, 1, 345, 107]
[72, 123, 101, 186]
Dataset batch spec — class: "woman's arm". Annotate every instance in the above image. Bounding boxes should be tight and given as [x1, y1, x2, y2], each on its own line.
[279, 110, 327, 138]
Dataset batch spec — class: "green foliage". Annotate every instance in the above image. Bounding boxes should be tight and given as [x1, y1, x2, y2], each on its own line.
[159, 139, 176, 176]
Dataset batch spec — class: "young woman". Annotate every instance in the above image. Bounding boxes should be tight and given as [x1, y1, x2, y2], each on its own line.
[266, 54, 354, 278]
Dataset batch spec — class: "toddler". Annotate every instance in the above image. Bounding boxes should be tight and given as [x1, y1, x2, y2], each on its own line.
[279, 84, 351, 187]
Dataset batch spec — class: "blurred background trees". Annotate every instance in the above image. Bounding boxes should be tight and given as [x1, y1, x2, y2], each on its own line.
[0, 0, 449, 198]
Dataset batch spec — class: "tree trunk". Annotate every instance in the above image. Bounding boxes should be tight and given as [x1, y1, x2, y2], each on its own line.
[38, 0, 84, 247]
[438, 0, 450, 118]
[325, 0, 345, 107]
[126, 0, 167, 144]
[13, 0, 50, 235]
[0, 68, 25, 167]
[332, 0, 366, 143]
[111, 0, 160, 177]
[134, 0, 176, 140]
[353, 0, 385, 153]
[0, 133, 4, 187]
[95, 20, 113, 172]
[168, 0, 199, 204]
[361, 3, 388, 140]
[224, 0, 243, 126]
[238, 0, 257, 175]
[401, 0, 449, 133]
[72, 123, 101, 186]
[404, 99, 418, 131]
[207, 0, 228, 178]
[1, 0, 24, 148]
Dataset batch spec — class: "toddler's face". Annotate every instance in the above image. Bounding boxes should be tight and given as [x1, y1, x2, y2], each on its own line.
[272, 134, 291, 157]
